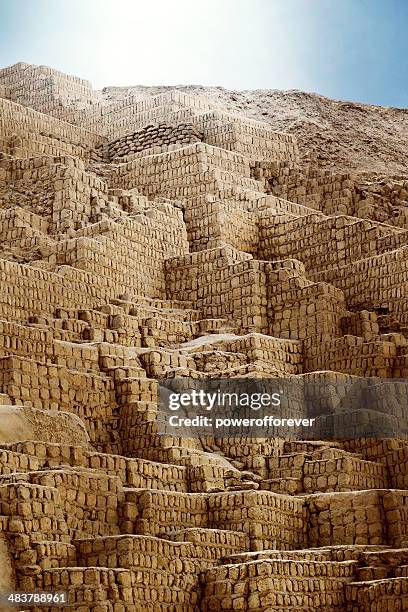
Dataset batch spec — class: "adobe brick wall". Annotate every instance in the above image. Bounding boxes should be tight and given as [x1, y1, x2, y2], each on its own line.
[0, 62, 406, 611]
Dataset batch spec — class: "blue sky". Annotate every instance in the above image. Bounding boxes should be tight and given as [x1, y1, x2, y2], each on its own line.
[0, 0, 407, 107]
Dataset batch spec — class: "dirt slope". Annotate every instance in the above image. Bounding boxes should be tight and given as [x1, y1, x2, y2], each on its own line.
[102, 84, 408, 176]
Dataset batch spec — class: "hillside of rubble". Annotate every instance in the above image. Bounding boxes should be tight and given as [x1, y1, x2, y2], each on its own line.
[102, 83, 408, 176]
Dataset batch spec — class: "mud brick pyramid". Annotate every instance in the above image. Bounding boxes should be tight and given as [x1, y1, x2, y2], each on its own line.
[0, 62, 407, 611]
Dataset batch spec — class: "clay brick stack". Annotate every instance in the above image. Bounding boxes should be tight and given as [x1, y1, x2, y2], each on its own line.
[100, 122, 204, 162]
[0, 62, 407, 610]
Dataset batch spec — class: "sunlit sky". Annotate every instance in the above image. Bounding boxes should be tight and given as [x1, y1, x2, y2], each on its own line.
[0, 0, 407, 106]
